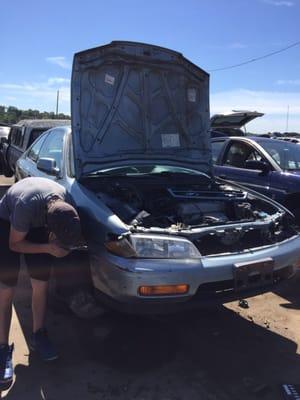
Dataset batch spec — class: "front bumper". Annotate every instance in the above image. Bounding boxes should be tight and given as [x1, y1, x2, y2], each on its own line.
[90, 234, 300, 313]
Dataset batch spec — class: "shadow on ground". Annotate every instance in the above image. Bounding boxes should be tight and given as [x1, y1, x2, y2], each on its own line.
[5, 288, 300, 400]
[273, 272, 300, 310]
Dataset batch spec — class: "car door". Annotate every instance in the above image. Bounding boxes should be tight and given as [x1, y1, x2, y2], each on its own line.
[214, 139, 273, 197]
[211, 139, 226, 164]
[18, 129, 65, 181]
[16, 132, 49, 180]
[7, 126, 24, 172]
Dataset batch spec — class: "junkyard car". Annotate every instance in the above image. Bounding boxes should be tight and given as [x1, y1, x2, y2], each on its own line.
[0, 119, 70, 177]
[212, 136, 300, 222]
[16, 41, 300, 313]
[210, 111, 264, 138]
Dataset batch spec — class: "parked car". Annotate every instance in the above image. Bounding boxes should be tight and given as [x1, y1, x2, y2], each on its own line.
[212, 136, 300, 221]
[0, 124, 10, 141]
[277, 136, 300, 144]
[0, 119, 70, 176]
[16, 41, 300, 313]
[210, 111, 264, 138]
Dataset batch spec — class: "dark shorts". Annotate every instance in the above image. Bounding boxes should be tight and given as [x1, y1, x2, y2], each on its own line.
[0, 218, 52, 288]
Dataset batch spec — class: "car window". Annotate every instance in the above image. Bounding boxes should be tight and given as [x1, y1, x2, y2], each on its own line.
[259, 140, 300, 171]
[224, 141, 268, 169]
[245, 149, 264, 162]
[211, 141, 225, 163]
[10, 127, 23, 147]
[224, 142, 250, 168]
[28, 128, 48, 147]
[27, 134, 48, 162]
[38, 130, 65, 171]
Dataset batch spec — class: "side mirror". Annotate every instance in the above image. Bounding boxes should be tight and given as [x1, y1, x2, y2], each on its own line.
[245, 160, 270, 174]
[0, 137, 8, 145]
[37, 158, 60, 176]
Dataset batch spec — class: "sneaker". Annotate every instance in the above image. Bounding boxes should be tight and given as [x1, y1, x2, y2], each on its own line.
[29, 329, 58, 361]
[68, 290, 106, 319]
[0, 344, 13, 391]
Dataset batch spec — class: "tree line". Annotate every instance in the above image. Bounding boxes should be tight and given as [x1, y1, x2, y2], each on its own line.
[0, 106, 70, 125]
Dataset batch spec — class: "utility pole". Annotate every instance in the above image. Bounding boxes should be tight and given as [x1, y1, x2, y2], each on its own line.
[56, 90, 59, 116]
[286, 104, 289, 132]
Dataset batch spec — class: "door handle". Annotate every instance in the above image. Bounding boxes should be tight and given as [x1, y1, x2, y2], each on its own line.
[219, 174, 227, 179]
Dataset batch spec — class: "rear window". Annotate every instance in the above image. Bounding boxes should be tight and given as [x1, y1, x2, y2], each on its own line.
[28, 128, 48, 147]
[10, 127, 24, 147]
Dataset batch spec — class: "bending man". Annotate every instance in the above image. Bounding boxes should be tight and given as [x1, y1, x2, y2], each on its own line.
[0, 177, 82, 391]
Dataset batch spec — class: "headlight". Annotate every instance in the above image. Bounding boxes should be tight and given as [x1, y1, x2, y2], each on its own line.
[130, 234, 201, 259]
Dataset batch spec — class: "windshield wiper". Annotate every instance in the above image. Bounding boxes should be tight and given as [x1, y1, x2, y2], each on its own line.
[147, 170, 212, 182]
[84, 170, 212, 183]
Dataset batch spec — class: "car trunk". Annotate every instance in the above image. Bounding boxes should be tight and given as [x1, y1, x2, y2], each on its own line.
[210, 111, 264, 130]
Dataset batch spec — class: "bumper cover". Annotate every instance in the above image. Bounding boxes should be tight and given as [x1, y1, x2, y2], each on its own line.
[90, 234, 300, 313]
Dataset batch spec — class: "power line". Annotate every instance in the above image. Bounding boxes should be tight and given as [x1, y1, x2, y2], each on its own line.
[209, 40, 300, 72]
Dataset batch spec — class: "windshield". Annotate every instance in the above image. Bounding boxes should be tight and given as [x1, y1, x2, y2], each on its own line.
[259, 140, 300, 171]
[88, 164, 210, 178]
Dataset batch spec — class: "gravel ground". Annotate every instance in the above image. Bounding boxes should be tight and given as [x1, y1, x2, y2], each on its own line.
[1, 176, 300, 400]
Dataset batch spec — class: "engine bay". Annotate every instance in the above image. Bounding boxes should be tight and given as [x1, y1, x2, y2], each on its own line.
[82, 176, 296, 256]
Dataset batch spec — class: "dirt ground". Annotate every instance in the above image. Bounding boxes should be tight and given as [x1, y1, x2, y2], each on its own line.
[1, 176, 300, 400]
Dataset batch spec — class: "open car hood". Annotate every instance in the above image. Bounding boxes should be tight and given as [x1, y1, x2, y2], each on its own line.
[210, 111, 264, 129]
[71, 41, 211, 179]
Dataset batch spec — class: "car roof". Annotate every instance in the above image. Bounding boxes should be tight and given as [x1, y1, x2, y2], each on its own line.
[13, 119, 70, 128]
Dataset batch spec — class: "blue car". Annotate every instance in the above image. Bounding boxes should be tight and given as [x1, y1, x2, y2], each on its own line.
[14, 41, 300, 313]
[212, 136, 300, 221]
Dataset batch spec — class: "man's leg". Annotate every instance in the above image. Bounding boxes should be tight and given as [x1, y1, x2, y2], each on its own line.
[0, 286, 14, 345]
[30, 279, 48, 333]
[28, 277, 58, 361]
[0, 219, 19, 345]
[54, 251, 93, 297]
[0, 218, 18, 390]
[25, 228, 57, 361]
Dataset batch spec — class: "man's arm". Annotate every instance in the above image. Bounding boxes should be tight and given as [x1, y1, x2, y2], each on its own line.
[9, 227, 70, 258]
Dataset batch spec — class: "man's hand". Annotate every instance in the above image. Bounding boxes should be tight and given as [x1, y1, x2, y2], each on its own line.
[47, 242, 70, 258]
[9, 227, 70, 257]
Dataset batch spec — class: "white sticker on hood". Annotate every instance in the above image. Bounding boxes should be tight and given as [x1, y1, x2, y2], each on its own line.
[161, 133, 180, 148]
[187, 88, 196, 102]
[105, 73, 115, 85]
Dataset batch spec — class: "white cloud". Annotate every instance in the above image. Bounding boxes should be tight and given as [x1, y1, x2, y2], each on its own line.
[276, 79, 300, 85]
[0, 79, 70, 113]
[47, 77, 70, 86]
[4, 96, 17, 101]
[211, 88, 300, 132]
[0, 83, 37, 91]
[262, 0, 294, 6]
[46, 56, 71, 70]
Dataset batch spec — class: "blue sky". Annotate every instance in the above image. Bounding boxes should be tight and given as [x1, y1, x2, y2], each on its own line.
[1, 0, 300, 132]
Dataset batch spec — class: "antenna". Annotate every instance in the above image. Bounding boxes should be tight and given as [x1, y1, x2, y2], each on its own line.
[286, 105, 289, 132]
[56, 90, 60, 116]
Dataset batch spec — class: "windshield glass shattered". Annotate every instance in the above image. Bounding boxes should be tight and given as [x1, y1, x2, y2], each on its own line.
[259, 140, 300, 171]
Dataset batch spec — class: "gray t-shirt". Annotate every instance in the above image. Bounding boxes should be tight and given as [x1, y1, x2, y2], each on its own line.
[0, 177, 67, 232]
